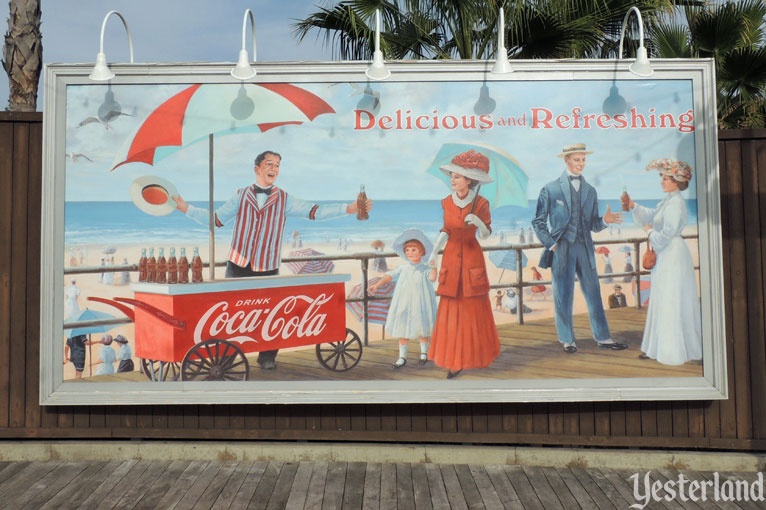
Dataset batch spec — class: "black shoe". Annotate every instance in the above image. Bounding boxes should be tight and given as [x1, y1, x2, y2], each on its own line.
[446, 369, 462, 379]
[257, 359, 277, 370]
[563, 344, 577, 353]
[418, 354, 428, 365]
[638, 353, 650, 359]
[392, 357, 407, 369]
[597, 342, 628, 350]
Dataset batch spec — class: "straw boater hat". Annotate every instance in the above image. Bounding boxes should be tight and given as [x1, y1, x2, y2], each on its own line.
[557, 143, 593, 158]
[392, 228, 434, 261]
[645, 158, 693, 182]
[439, 150, 494, 183]
[129, 175, 179, 216]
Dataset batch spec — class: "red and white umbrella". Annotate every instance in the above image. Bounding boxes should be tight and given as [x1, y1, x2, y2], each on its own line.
[284, 248, 334, 274]
[346, 277, 395, 325]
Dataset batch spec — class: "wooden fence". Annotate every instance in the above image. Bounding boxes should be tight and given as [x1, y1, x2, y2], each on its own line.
[1, 112, 765, 450]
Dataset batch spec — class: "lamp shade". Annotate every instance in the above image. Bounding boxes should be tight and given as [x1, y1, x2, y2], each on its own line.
[365, 50, 390, 81]
[491, 53, 513, 74]
[88, 52, 115, 81]
[231, 49, 256, 80]
[629, 47, 654, 77]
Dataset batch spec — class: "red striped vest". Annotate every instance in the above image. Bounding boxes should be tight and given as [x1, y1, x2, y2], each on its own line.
[227, 186, 287, 271]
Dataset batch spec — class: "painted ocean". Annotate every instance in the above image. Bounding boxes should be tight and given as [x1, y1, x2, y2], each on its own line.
[64, 199, 697, 247]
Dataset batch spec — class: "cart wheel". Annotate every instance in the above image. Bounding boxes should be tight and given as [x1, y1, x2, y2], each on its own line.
[315, 328, 363, 372]
[140, 358, 181, 382]
[181, 339, 250, 381]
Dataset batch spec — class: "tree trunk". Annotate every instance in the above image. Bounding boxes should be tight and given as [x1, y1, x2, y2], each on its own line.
[2, 0, 42, 112]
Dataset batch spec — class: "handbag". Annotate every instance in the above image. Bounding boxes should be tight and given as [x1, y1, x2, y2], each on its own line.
[642, 239, 657, 270]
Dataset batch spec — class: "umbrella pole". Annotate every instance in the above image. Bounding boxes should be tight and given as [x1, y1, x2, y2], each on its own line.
[88, 333, 92, 377]
[469, 184, 482, 214]
[498, 268, 505, 283]
[208, 134, 215, 281]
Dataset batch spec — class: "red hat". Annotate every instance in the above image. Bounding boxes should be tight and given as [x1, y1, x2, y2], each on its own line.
[439, 150, 494, 183]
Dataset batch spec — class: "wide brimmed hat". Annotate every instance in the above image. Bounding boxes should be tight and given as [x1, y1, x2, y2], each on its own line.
[113, 335, 128, 344]
[130, 175, 179, 216]
[645, 158, 693, 182]
[439, 150, 494, 183]
[392, 228, 434, 261]
[557, 143, 593, 158]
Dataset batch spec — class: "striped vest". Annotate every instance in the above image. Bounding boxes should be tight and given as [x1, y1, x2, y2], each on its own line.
[227, 186, 288, 271]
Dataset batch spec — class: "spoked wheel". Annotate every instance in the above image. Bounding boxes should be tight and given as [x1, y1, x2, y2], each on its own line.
[140, 358, 181, 382]
[181, 339, 250, 381]
[315, 328, 363, 372]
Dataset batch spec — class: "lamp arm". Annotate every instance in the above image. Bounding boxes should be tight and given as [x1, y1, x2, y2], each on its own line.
[99, 10, 134, 63]
[618, 6, 645, 59]
[241, 9, 256, 62]
[497, 8, 505, 55]
[374, 9, 381, 54]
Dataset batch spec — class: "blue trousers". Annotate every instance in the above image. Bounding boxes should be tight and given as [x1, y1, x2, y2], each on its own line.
[552, 238, 611, 345]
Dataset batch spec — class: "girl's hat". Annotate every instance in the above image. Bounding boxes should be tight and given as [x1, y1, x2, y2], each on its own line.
[100, 334, 113, 345]
[645, 158, 693, 182]
[439, 150, 494, 183]
[392, 228, 434, 261]
[113, 335, 128, 344]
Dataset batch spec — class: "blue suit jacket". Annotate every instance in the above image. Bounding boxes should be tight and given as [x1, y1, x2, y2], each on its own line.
[531, 172, 606, 269]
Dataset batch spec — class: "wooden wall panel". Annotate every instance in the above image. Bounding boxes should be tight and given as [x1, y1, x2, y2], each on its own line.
[1, 114, 765, 450]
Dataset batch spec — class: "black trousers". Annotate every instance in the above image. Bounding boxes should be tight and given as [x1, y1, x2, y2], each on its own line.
[225, 261, 279, 362]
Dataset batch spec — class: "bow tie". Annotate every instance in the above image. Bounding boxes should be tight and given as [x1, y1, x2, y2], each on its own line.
[253, 185, 273, 195]
[569, 175, 581, 181]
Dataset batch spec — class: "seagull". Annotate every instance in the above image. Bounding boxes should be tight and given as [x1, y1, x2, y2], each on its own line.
[65, 152, 93, 163]
[75, 110, 132, 130]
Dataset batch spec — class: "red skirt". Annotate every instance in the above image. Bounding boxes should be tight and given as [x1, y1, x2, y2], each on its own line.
[429, 292, 500, 371]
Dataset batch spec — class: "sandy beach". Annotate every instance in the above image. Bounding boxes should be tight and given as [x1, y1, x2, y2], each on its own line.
[62, 225, 700, 381]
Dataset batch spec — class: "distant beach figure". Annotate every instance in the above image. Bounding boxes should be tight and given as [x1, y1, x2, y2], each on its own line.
[98, 259, 106, 283]
[69, 248, 78, 267]
[529, 266, 547, 300]
[602, 253, 614, 283]
[78, 248, 84, 265]
[498, 231, 505, 244]
[64, 278, 81, 319]
[518, 227, 526, 244]
[368, 229, 437, 369]
[626, 158, 702, 365]
[103, 258, 114, 285]
[502, 289, 532, 314]
[623, 252, 635, 282]
[338, 236, 343, 251]
[528, 226, 535, 243]
[370, 240, 388, 273]
[114, 335, 134, 373]
[119, 257, 131, 285]
[608, 284, 628, 308]
[495, 290, 503, 311]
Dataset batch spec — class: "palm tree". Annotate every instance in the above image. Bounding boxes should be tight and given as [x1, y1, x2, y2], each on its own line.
[650, 0, 766, 128]
[2, 0, 42, 111]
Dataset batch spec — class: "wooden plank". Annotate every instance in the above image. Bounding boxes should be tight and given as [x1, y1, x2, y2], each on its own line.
[0, 122, 14, 429]
[540, 467, 581, 510]
[322, 462, 346, 510]
[594, 403, 611, 436]
[228, 461, 269, 510]
[523, 466, 564, 510]
[579, 403, 595, 437]
[151, 461, 209, 510]
[248, 461, 283, 510]
[191, 463, 240, 510]
[342, 462, 366, 510]
[673, 403, 690, 438]
[601, 469, 669, 510]
[411, 463, 433, 510]
[39, 460, 119, 510]
[714, 471, 764, 510]
[503, 465, 544, 510]
[468, 465, 504, 510]
[111, 460, 171, 509]
[77, 460, 141, 510]
[266, 461, 299, 510]
[650, 470, 700, 510]
[585, 467, 635, 509]
[284, 461, 314, 510]
[172, 461, 224, 510]
[209, 461, 254, 510]
[555, 468, 600, 510]
[0, 460, 61, 500]
[438, 464, 469, 510]
[361, 462, 381, 510]
[484, 464, 524, 510]
[424, 463, 450, 510]
[396, 462, 416, 510]
[657, 402, 674, 438]
[8, 122, 30, 428]
[13, 461, 89, 509]
[0, 461, 29, 485]
[303, 461, 328, 510]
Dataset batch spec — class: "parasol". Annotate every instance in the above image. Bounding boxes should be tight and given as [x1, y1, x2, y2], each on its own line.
[632, 277, 651, 306]
[64, 308, 119, 378]
[346, 277, 394, 325]
[425, 142, 528, 209]
[619, 246, 633, 253]
[488, 249, 528, 282]
[595, 247, 610, 255]
[102, 246, 117, 255]
[109, 83, 335, 279]
[284, 248, 334, 274]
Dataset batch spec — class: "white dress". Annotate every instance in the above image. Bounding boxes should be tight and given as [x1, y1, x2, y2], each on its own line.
[633, 191, 702, 365]
[64, 285, 81, 319]
[97, 346, 116, 375]
[384, 262, 437, 340]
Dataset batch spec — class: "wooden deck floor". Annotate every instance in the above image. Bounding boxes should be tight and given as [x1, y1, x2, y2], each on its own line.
[0, 459, 760, 509]
[83, 307, 702, 383]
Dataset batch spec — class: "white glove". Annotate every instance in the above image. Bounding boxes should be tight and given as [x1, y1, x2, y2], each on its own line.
[427, 232, 449, 267]
[465, 214, 490, 239]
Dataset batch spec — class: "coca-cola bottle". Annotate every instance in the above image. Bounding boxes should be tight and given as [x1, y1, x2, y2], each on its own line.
[167, 248, 178, 284]
[356, 184, 369, 220]
[138, 248, 147, 282]
[191, 247, 203, 283]
[156, 248, 167, 283]
[621, 186, 631, 211]
[147, 248, 156, 283]
[178, 248, 190, 284]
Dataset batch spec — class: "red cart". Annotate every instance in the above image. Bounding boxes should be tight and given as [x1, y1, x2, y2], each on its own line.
[89, 274, 362, 381]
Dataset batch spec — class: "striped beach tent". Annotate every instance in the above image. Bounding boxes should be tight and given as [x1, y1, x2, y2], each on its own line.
[284, 248, 334, 274]
[346, 277, 395, 325]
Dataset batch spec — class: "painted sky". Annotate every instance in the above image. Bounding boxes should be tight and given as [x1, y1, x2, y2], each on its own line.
[64, 78, 698, 203]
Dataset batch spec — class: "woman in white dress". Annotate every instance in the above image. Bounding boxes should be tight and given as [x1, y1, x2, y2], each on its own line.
[368, 228, 438, 368]
[626, 158, 702, 365]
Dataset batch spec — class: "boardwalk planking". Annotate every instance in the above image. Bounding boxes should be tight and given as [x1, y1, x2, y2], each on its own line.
[503, 465, 544, 510]
[379, 462, 398, 510]
[396, 462, 416, 510]
[132, 459, 190, 510]
[322, 462, 347, 510]
[153, 461, 210, 510]
[468, 465, 505, 510]
[483, 464, 525, 510]
[266, 461, 300, 510]
[249, 461, 284, 510]
[438, 464, 469, 510]
[284, 461, 315, 510]
[424, 463, 451, 510]
[227, 461, 269, 510]
[412, 463, 433, 510]
[361, 462, 382, 510]
[37, 460, 113, 510]
[342, 462, 366, 510]
[13, 461, 89, 510]
[523, 466, 565, 510]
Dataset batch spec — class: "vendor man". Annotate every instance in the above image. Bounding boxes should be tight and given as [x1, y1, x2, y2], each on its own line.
[174, 150, 372, 369]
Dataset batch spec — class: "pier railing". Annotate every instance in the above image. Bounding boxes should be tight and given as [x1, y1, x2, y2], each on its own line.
[64, 234, 699, 346]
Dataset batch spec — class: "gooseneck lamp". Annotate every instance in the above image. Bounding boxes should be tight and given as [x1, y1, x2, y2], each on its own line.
[490, 8, 513, 74]
[231, 9, 257, 80]
[618, 7, 654, 77]
[365, 9, 390, 81]
[88, 11, 134, 81]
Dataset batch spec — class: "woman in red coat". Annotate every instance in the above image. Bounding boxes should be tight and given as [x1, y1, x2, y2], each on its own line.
[427, 150, 500, 378]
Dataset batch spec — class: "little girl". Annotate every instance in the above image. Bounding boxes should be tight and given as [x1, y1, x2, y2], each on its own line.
[89, 334, 116, 376]
[369, 228, 438, 368]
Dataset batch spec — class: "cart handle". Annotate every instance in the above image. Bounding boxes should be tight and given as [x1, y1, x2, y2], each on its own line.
[115, 297, 186, 330]
[87, 296, 135, 321]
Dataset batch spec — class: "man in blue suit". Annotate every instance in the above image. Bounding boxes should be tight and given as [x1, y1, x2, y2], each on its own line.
[532, 143, 627, 353]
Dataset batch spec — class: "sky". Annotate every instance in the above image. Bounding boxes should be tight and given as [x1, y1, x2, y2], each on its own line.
[0, 0, 336, 109]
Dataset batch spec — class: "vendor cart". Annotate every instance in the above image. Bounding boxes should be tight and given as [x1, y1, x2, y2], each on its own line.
[89, 273, 362, 381]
